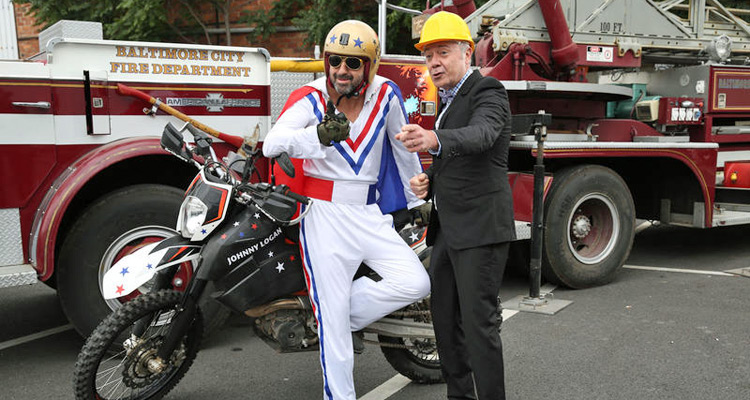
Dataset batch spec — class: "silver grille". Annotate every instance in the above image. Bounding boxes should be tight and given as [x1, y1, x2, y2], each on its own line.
[270, 71, 319, 124]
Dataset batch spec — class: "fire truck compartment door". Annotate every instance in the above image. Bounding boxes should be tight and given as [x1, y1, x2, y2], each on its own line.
[84, 70, 111, 135]
[0, 63, 57, 208]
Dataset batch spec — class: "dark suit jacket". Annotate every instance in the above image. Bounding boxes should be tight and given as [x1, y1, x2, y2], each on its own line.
[425, 70, 514, 250]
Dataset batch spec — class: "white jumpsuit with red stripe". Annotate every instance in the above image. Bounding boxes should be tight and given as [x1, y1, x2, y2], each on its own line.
[263, 76, 430, 400]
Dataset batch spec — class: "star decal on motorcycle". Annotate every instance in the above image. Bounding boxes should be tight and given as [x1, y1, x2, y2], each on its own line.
[239, 232, 245, 238]
[268, 251, 274, 258]
[221, 234, 227, 239]
[290, 255, 295, 261]
[120, 267, 129, 276]
[251, 223, 258, 230]
[115, 285, 124, 295]
[254, 212, 260, 219]
[146, 263, 153, 269]
[409, 231, 419, 242]
[276, 261, 285, 273]
[233, 221, 239, 227]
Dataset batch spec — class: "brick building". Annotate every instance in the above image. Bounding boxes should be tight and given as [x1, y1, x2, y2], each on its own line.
[13, 2, 40, 58]
[6, 0, 313, 60]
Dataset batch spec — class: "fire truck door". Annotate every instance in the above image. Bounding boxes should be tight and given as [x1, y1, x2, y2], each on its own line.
[83, 70, 111, 135]
[0, 65, 56, 210]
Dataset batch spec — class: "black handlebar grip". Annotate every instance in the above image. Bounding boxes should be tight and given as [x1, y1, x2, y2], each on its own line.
[285, 189, 310, 205]
[185, 124, 203, 138]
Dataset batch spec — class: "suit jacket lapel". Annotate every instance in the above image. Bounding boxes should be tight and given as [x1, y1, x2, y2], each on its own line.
[437, 70, 481, 129]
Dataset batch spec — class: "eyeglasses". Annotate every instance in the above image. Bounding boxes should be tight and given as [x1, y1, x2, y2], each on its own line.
[328, 55, 363, 71]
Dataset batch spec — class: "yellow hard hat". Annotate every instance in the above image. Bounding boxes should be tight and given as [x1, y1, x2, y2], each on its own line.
[415, 11, 474, 52]
[324, 20, 381, 86]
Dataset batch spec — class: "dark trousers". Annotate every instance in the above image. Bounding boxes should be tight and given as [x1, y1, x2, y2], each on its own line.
[430, 229, 509, 400]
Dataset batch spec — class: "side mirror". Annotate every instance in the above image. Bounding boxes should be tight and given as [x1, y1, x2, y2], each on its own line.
[275, 152, 295, 178]
[161, 123, 192, 161]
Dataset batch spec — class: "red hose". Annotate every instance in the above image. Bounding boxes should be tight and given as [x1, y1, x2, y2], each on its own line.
[538, 0, 579, 71]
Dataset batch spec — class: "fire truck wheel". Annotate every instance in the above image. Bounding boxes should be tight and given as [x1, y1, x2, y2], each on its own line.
[542, 165, 635, 288]
[57, 184, 230, 340]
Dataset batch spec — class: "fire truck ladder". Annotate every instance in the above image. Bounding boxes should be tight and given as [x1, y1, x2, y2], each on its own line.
[468, 0, 750, 64]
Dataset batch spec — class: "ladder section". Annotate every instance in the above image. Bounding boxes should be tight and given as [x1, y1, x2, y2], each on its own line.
[467, 0, 750, 63]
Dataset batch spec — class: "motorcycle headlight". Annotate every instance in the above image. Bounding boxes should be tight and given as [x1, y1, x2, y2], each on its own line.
[179, 196, 208, 238]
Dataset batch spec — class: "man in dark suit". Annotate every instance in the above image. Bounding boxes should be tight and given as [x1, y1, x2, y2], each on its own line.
[395, 11, 514, 400]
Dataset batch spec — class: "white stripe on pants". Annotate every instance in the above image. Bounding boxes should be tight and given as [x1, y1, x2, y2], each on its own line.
[299, 201, 430, 400]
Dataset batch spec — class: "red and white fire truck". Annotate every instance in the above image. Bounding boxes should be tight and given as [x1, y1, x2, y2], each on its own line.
[3, 0, 750, 336]
[0, 21, 275, 336]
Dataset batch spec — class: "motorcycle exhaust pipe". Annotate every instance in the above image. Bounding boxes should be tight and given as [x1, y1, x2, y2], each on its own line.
[245, 297, 435, 340]
[363, 318, 435, 340]
[244, 296, 310, 318]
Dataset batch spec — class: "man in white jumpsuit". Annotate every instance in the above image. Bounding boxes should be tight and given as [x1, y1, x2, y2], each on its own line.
[262, 20, 430, 400]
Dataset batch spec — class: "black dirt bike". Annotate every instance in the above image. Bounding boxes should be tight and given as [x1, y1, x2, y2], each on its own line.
[72, 121, 440, 399]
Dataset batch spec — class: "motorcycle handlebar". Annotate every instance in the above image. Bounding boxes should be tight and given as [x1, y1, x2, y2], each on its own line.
[282, 188, 310, 205]
[185, 123, 205, 140]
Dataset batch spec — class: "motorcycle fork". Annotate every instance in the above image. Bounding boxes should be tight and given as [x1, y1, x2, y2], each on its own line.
[130, 265, 181, 338]
[155, 276, 207, 361]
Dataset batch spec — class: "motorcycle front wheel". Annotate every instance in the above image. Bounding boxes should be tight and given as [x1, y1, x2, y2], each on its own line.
[73, 290, 202, 400]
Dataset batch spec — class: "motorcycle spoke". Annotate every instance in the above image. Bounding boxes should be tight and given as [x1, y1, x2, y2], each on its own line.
[101, 376, 125, 399]
[102, 350, 125, 364]
[75, 291, 201, 400]
[96, 362, 123, 381]
[96, 359, 127, 397]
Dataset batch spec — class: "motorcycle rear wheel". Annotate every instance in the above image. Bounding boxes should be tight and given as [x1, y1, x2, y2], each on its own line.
[73, 290, 202, 400]
[378, 298, 443, 384]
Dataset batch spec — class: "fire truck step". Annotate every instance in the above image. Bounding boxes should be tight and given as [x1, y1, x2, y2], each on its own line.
[0, 264, 38, 289]
[711, 204, 750, 227]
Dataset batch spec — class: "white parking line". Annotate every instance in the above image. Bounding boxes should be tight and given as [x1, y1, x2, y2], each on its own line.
[623, 264, 734, 277]
[0, 324, 73, 351]
[358, 374, 412, 400]
[358, 285, 555, 400]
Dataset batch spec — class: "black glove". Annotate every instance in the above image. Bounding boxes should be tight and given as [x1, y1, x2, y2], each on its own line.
[411, 202, 432, 226]
[317, 100, 350, 146]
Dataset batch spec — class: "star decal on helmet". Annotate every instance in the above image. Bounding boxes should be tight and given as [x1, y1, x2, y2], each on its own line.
[354, 37, 363, 48]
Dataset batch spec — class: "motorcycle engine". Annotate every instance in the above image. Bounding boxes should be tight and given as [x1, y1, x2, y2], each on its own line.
[254, 309, 318, 352]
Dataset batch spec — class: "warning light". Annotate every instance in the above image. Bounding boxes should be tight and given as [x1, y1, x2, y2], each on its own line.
[730, 171, 739, 183]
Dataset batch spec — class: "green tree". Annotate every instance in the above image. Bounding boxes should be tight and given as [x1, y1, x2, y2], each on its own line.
[242, 0, 307, 41]
[16, 0, 245, 44]
[17, 0, 172, 41]
[291, 0, 490, 55]
[19, 0, 748, 55]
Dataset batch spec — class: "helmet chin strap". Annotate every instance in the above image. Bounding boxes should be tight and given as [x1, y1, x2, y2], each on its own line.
[330, 78, 369, 108]
[336, 81, 369, 106]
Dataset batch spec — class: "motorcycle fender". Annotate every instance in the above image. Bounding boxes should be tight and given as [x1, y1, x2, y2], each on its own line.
[101, 235, 201, 300]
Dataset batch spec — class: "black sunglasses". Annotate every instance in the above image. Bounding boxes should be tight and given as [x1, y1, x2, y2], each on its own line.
[328, 55, 363, 71]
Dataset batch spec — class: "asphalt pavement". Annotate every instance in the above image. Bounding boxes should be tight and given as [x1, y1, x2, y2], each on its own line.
[1, 223, 749, 399]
